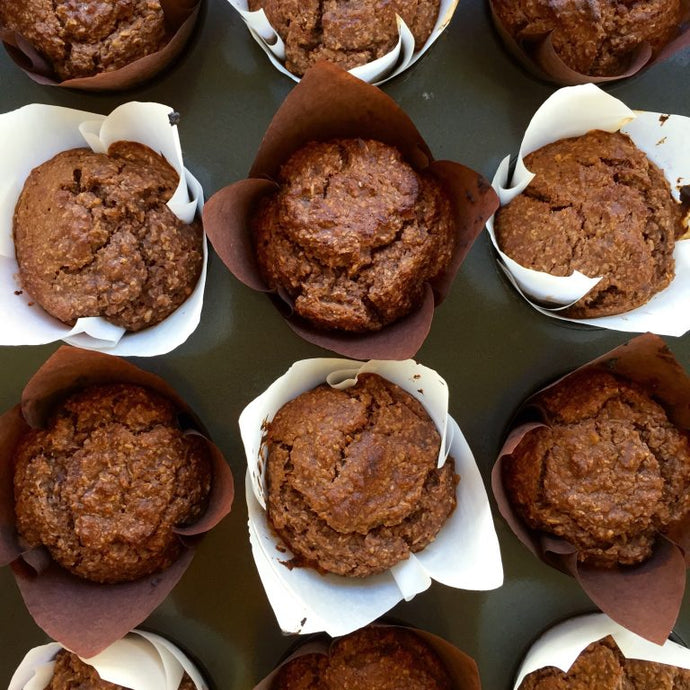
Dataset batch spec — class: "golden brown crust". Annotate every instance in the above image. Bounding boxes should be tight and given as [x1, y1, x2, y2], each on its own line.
[494, 130, 682, 318]
[264, 373, 458, 577]
[253, 138, 454, 333]
[13, 142, 203, 332]
[14, 383, 212, 584]
[503, 370, 690, 567]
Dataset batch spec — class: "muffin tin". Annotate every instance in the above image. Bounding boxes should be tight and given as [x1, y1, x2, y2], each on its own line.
[1, 1, 689, 688]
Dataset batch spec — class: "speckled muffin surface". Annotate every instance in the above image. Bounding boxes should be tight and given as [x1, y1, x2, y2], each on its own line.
[494, 130, 682, 318]
[253, 138, 454, 333]
[47, 649, 197, 690]
[518, 636, 690, 689]
[13, 383, 212, 584]
[0, 0, 167, 81]
[503, 369, 690, 567]
[247, 0, 440, 75]
[264, 373, 458, 577]
[492, 0, 682, 76]
[13, 141, 203, 332]
[272, 627, 453, 689]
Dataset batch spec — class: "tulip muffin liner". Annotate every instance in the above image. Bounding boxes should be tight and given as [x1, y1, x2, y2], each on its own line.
[239, 358, 504, 637]
[225, 0, 460, 85]
[487, 84, 690, 336]
[489, 0, 690, 86]
[9, 629, 208, 690]
[0, 346, 235, 658]
[0, 0, 201, 90]
[0, 101, 207, 356]
[513, 613, 690, 689]
[492, 333, 690, 644]
[203, 62, 498, 360]
[253, 623, 482, 689]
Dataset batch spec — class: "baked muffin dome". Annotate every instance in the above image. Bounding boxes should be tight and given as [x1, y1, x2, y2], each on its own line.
[264, 373, 458, 577]
[272, 627, 453, 689]
[0, 0, 167, 80]
[247, 0, 440, 76]
[13, 141, 203, 332]
[492, 0, 682, 77]
[13, 383, 212, 584]
[253, 138, 455, 333]
[503, 370, 690, 567]
[494, 130, 682, 318]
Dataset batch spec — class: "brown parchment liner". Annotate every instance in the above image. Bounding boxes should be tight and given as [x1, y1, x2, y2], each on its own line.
[489, 0, 690, 86]
[492, 333, 690, 645]
[0, 345, 235, 658]
[202, 61, 499, 360]
[0, 0, 200, 91]
[252, 624, 482, 690]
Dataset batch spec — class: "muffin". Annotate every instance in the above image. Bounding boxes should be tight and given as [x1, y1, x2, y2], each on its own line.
[0, 0, 167, 81]
[494, 129, 683, 318]
[13, 141, 203, 332]
[271, 627, 453, 689]
[503, 369, 690, 568]
[492, 0, 682, 77]
[263, 372, 458, 577]
[518, 635, 690, 689]
[253, 138, 455, 333]
[47, 649, 197, 690]
[13, 382, 212, 584]
[247, 0, 441, 76]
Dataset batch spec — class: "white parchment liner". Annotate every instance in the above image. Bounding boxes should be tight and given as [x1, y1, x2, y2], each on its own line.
[9, 629, 207, 690]
[239, 358, 504, 636]
[513, 613, 690, 689]
[487, 83, 690, 336]
[226, 0, 459, 85]
[0, 102, 207, 356]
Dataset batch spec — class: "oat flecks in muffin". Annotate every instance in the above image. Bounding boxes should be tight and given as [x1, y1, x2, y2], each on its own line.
[272, 627, 453, 690]
[253, 138, 454, 333]
[504, 370, 690, 567]
[13, 383, 212, 584]
[13, 142, 203, 332]
[0, 0, 167, 80]
[264, 373, 458, 577]
[492, 0, 681, 76]
[247, 0, 440, 75]
[494, 130, 682, 318]
[518, 635, 690, 689]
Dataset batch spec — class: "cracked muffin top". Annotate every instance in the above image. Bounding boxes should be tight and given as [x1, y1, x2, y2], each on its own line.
[47, 649, 197, 690]
[13, 141, 203, 332]
[503, 369, 690, 567]
[271, 627, 454, 689]
[518, 635, 690, 689]
[13, 383, 212, 584]
[263, 373, 458, 577]
[247, 0, 441, 76]
[492, 0, 682, 77]
[253, 138, 455, 333]
[494, 130, 683, 318]
[0, 0, 167, 81]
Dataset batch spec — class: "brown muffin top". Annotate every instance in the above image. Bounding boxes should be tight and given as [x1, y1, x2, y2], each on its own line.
[14, 383, 212, 584]
[247, 0, 440, 76]
[492, 0, 682, 77]
[47, 649, 197, 690]
[518, 635, 690, 689]
[494, 130, 682, 318]
[272, 627, 453, 690]
[264, 373, 458, 577]
[253, 138, 454, 333]
[0, 0, 167, 81]
[13, 142, 203, 333]
[503, 369, 690, 567]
